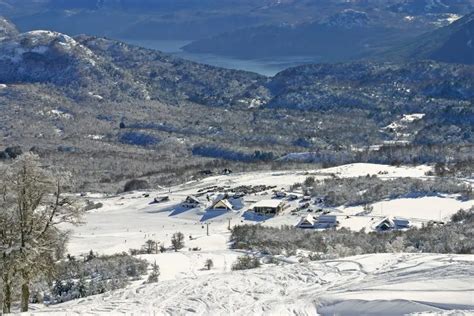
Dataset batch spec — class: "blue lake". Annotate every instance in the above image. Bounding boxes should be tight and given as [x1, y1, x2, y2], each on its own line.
[121, 39, 321, 77]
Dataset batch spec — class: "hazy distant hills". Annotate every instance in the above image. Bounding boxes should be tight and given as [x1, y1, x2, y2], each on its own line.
[182, 7, 474, 62]
[182, 9, 424, 61]
[3, 0, 472, 41]
[389, 0, 474, 15]
[184, 8, 474, 64]
[0, 0, 319, 39]
[2, 0, 473, 64]
[379, 12, 474, 64]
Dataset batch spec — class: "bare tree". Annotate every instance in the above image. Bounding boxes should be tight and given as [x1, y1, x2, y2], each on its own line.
[143, 240, 158, 254]
[171, 232, 185, 252]
[0, 153, 83, 312]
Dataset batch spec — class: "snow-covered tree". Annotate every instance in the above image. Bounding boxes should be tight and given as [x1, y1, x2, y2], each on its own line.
[0, 153, 83, 312]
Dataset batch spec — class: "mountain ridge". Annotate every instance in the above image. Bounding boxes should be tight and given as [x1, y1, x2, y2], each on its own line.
[378, 11, 474, 64]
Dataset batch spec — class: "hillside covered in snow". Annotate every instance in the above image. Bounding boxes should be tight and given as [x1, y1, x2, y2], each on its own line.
[30, 253, 474, 315]
[21, 163, 474, 315]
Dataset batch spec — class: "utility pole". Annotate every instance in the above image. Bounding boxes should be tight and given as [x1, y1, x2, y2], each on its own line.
[228, 218, 231, 230]
[206, 223, 210, 236]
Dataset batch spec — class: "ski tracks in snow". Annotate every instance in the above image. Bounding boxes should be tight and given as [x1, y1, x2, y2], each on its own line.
[30, 253, 474, 315]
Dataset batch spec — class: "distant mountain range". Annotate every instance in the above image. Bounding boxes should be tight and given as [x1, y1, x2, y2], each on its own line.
[185, 9, 474, 65]
[182, 10, 422, 61]
[378, 11, 474, 64]
[1, 0, 473, 64]
[2, 1, 473, 43]
[389, 0, 473, 15]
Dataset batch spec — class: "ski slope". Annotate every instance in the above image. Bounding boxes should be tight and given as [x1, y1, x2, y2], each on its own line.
[28, 163, 473, 315]
[30, 253, 474, 315]
[64, 163, 472, 256]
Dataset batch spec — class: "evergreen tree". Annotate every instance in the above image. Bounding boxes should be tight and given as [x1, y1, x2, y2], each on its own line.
[147, 261, 160, 283]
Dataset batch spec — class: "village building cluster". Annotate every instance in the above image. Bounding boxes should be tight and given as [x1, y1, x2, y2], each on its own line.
[150, 181, 411, 232]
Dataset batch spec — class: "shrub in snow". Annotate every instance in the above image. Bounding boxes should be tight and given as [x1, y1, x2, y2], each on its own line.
[231, 255, 260, 271]
[85, 250, 97, 262]
[204, 259, 214, 270]
[304, 176, 315, 187]
[147, 261, 160, 284]
[123, 179, 149, 192]
[84, 200, 103, 211]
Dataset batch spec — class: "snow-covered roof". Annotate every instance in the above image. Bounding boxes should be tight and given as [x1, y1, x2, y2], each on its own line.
[252, 199, 283, 208]
[374, 217, 394, 227]
[376, 216, 410, 226]
[212, 199, 232, 210]
[298, 214, 316, 227]
[185, 195, 201, 204]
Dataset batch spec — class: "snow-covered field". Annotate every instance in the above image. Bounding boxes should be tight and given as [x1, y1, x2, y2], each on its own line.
[29, 163, 474, 315]
[30, 253, 474, 315]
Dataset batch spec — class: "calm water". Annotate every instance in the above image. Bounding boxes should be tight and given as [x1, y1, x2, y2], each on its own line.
[121, 39, 321, 77]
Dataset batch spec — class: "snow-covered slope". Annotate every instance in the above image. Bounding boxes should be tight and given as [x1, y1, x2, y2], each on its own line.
[62, 163, 472, 256]
[0, 27, 150, 99]
[30, 253, 474, 315]
[0, 16, 17, 39]
[0, 30, 98, 64]
[25, 163, 473, 315]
